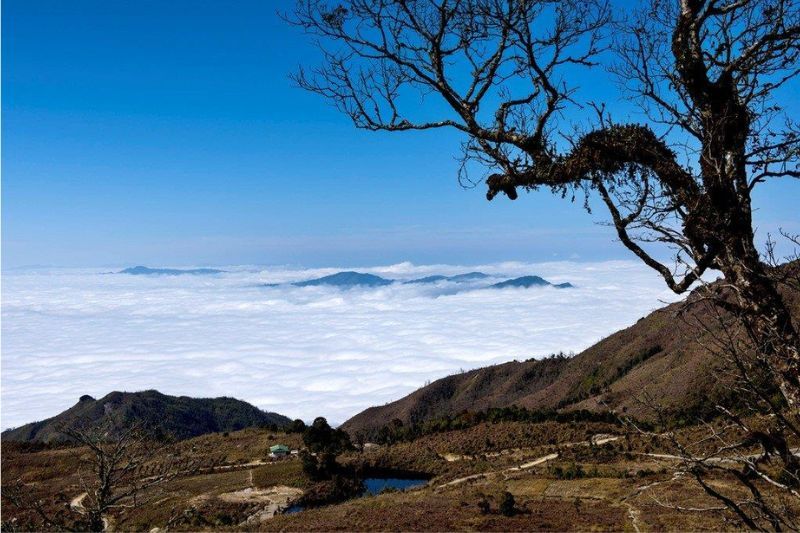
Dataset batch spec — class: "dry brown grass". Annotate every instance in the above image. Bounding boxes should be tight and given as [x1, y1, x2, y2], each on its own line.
[1, 428, 305, 531]
[3, 421, 796, 531]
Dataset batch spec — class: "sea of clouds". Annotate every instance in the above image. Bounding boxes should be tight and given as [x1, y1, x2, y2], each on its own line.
[1, 261, 682, 429]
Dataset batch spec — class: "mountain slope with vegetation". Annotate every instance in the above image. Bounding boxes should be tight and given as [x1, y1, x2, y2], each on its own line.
[343, 266, 800, 438]
[1, 390, 291, 443]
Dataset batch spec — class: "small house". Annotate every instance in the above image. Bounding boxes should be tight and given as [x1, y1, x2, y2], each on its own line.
[269, 444, 290, 458]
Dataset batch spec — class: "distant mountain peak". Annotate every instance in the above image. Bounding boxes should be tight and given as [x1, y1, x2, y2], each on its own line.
[266, 270, 573, 291]
[490, 275, 552, 289]
[292, 271, 393, 287]
[404, 272, 490, 284]
[403, 275, 448, 284]
[119, 266, 225, 276]
[447, 272, 490, 282]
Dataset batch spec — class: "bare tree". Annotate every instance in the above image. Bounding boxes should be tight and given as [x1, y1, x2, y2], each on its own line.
[288, 0, 800, 406]
[625, 242, 800, 530]
[2, 422, 192, 532]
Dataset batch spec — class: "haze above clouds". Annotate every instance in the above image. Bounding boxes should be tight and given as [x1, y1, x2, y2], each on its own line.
[1, 261, 682, 429]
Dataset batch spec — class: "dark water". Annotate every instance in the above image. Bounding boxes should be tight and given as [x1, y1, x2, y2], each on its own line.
[362, 476, 428, 495]
[283, 477, 428, 515]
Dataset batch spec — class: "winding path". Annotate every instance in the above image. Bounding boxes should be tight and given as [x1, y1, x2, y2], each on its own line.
[70, 492, 87, 512]
[435, 452, 560, 490]
[435, 433, 622, 489]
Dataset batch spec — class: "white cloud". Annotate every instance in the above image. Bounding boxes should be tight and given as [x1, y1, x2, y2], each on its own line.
[1, 261, 681, 429]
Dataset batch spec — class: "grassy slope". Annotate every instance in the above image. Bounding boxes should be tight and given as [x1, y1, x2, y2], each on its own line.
[343, 267, 800, 437]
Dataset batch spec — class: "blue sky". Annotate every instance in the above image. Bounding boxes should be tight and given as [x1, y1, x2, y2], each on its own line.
[3, 0, 798, 268]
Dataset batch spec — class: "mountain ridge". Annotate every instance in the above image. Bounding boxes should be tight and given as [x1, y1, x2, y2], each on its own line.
[271, 270, 571, 290]
[119, 266, 226, 275]
[1, 390, 291, 443]
[403, 272, 490, 284]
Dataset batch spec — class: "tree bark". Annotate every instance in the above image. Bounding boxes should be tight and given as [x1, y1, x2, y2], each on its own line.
[720, 254, 800, 409]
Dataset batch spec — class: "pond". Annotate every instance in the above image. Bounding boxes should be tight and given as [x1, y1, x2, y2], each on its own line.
[362, 476, 428, 496]
[283, 476, 428, 515]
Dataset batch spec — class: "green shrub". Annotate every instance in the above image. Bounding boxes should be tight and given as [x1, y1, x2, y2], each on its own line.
[499, 491, 515, 517]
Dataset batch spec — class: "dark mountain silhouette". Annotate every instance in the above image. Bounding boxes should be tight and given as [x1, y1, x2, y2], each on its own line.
[342, 265, 800, 437]
[1, 390, 290, 444]
[447, 272, 490, 282]
[489, 276, 572, 289]
[268, 271, 570, 291]
[119, 266, 225, 275]
[293, 271, 393, 287]
[403, 275, 449, 284]
[404, 272, 490, 284]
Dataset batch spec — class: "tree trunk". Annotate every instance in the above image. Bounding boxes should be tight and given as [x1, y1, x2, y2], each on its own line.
[691, 69, 800, 409]
[87, 511, 105, 533]
[720, 253, 800, 409]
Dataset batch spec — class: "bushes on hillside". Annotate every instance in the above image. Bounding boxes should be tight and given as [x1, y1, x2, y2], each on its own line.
[300, 417, 352, 480]
[287, 419, 307, 433]
[499, 492, 516, 517]
[371, 406, 623, 445]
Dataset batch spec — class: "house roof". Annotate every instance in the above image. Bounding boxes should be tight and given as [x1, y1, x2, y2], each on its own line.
[270, 444, 290, 452]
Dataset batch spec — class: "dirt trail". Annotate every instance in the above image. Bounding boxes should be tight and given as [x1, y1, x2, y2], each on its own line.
[511, 453, 560, 471]
[435, 452, 560, 490]
[70, 492, 87, 511]
[592, 434, 621, 445]
[208, 459, 268, 472]
[619, 472, 686, 533]
[625, 503, 643, 533]
[68, 493, 113, 531]
[436, 442, 642, 533]
[641, 447, 800, 464]
[436, 472, 491, 490]
[434, 435, 664, 532]
[439, 434, 621, 465]
[435, 434, 623, 490]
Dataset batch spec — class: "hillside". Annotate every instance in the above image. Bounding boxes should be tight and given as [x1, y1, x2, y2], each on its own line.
[1, 390, 291, 443]
[343, 266, 800, 437]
